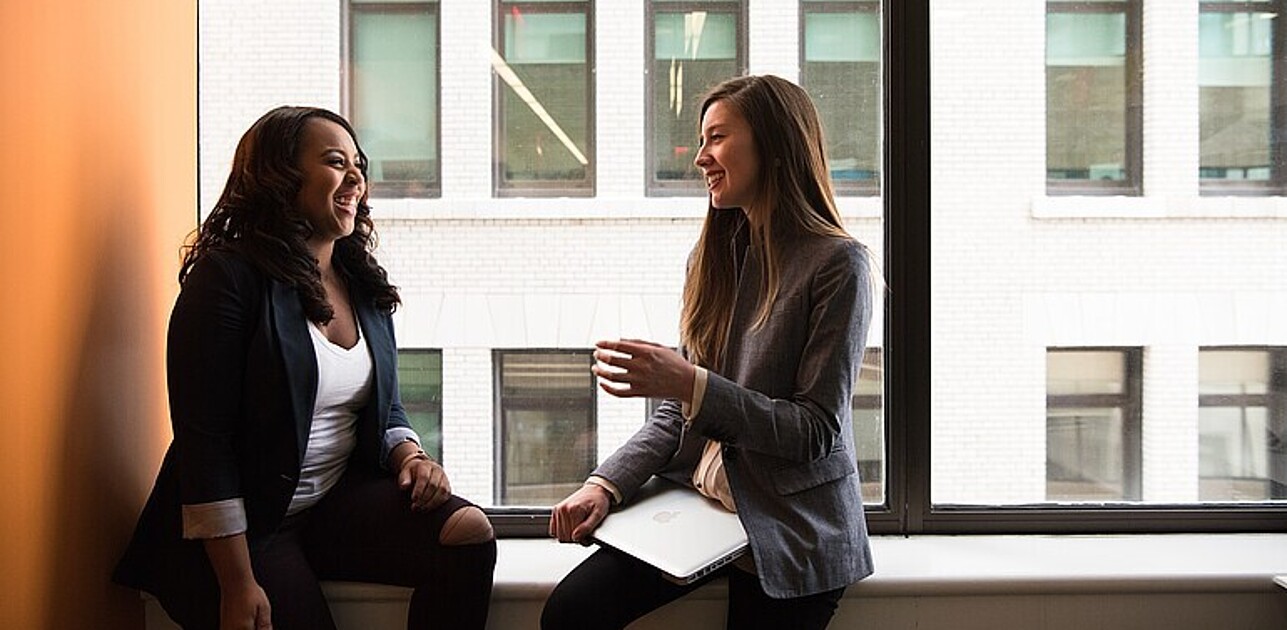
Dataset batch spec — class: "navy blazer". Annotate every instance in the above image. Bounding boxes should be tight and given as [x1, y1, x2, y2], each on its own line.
[114, 248, 410, 591]
[594, 225, 875, 598]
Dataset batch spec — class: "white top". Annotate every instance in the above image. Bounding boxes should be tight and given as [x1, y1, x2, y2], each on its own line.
[286, 321, 374, 515]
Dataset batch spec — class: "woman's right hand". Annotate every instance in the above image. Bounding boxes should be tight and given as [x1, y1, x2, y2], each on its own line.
[549, 483, 611, 544]
[219, 581, 272, 629]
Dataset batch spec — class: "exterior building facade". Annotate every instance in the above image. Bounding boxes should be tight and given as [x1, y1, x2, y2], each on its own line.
[199, 0, 1286, 510]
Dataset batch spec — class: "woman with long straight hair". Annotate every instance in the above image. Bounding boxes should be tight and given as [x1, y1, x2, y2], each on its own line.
[542, 75, 875, 630]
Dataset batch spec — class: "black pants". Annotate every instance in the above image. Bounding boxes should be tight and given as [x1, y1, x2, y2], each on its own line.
[156, 470, 496, 630]
[541, 548, 845, 630]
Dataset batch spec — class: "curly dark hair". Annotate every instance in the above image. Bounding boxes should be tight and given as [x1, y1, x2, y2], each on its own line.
[181, 106, 399, 321]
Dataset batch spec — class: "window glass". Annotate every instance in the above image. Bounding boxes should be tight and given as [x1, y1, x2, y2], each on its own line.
[650, 2, 741, 191]
[496, 2, 593, 194]
[1199, 6, 1275, 184]
[398, 349, 443, 461]
[1046, 2, 1136, 188]
[853, 348, 885, 504]
[1199, 348, 1287, 501]
[350, 2, 440, 196]
[1045, 349, 1141, 502]
[802, 4, 881, 194]
[496, 350, 596, 505]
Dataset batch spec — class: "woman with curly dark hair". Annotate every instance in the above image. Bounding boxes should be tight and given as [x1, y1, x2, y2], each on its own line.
[114, 106, 496, 630]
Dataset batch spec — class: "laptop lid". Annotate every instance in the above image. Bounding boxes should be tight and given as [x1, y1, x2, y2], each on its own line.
[591, 476, 748, 584]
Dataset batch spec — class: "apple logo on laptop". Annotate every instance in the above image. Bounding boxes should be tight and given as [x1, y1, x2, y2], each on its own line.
[653, 510, 680, 523]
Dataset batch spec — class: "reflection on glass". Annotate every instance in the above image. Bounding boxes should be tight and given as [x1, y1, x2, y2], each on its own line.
[1045, 349, 1140, 502]
[853, 348, 885, 504]
[1199, 9, 1274, 183]
[497, 351, 596, 505]
[351, 3, 439, 196]
[802, 4, 881, 194]
[1199, 349, 1287, 501]
[1046, 6, 1129, 182]
[651, 3, 740, 188]
[497, 2, 592, 192]
[398, 350, 443, 461]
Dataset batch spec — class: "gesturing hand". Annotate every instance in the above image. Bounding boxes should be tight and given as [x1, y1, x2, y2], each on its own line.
[592, 339, 695, 404]
[549, 483, 611, 544]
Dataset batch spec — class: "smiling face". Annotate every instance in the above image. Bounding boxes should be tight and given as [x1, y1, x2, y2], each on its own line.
[294, 117, 366, 249]
[694, 99, 762, 214]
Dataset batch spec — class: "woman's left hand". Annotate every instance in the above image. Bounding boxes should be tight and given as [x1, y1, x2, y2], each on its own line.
[592, 339, 695, 403]
[399, 457, 452, 512]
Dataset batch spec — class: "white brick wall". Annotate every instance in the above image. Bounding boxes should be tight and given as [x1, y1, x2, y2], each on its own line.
[202, 0, 1287, 507]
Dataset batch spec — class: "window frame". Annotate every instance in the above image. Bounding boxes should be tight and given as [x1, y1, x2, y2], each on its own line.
[492, 0, 596, 198]
[1198, 346, 1287, 499]
[396, 348, 445, 461]
[1044, 0, 1143, 197]
[644, 0, 748, 197]
[1044, 347, 1144, 502]
[798, 0, 882, 197]
[490, 0, 1287, 538]
[491, 348, 597, 508]
[1198, 0, 1287, 196]
[342, 0, 443, 199]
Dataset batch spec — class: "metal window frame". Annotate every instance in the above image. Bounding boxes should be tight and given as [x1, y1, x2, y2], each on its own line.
[1044, 0, 1143, 197]
[644, 0, 748, 197]
[1198, 0, 1287, 196]
[490, 348, 597, 534]
[492, 0, 597, 198]
[342, 0, 443, 199]
[799, 0, 882, 197]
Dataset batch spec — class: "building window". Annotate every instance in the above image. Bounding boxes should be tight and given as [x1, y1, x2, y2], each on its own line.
[1045, 0, 1141, 195]
[853, 347, 885, 504]
[1045, 348, 1142, 502]
[494, 0, 595, 197]
[397, 349, 443, 461]
[495, 350, 596, 505]
[347, 0, 441, 198]
[1199, 348, 1287, 501]
[1199, 1, 1284, 194]
[800, 1, 881, 196]
[647, 0, 746, 195]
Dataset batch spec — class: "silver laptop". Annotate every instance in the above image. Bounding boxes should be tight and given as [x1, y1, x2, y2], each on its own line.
[592, 476, 748, 584]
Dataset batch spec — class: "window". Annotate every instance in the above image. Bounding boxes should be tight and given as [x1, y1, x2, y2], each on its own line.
[1199, 1, 1284, 194]
[494, 350, 596, 505]
[397, 349, 443, 461]
[647, 0, 745, 195]
[1045, 0, 1141, 194]
[1045, 349, 1142, 502]
[800, 1, 881, 196]
[1199, 348, 1287, 501]
[853, 348, 885, 504]
[494, 0, 594, 196]
[347, 0, 441, 198]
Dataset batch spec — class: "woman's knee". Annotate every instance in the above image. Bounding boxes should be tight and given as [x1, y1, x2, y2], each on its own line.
[439, 506, 494, 546]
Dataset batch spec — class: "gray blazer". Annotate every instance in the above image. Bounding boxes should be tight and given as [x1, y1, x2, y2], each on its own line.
[594, 224, 874, 598]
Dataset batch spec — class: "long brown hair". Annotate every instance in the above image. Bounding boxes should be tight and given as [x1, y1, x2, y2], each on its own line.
[681, 75, 851, 368]
[181, 106, 399, 321]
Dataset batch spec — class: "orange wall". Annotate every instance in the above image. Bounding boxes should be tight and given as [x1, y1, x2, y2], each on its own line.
[0, 2, 195, 628]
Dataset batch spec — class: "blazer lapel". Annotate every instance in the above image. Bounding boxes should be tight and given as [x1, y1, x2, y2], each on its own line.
[269, 279, 317, 464]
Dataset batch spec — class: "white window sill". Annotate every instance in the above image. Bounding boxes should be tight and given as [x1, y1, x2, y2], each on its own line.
[367, 196, 882, 221]
[317, 533, 1287, 602]
[1033, 196, 1287, 219]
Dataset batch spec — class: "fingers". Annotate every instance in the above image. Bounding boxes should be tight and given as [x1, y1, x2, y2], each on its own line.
[406, 462, 452, 511]
[570, 500, 606, 542]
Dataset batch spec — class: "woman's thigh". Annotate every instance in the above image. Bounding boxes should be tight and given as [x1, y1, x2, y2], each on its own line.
[300, 469, 474, 585]
[725, 568, 845, 630]
[541, 547, 720, 630]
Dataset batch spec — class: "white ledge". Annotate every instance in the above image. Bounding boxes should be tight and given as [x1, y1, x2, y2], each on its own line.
[318, 533, 1287, 602]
